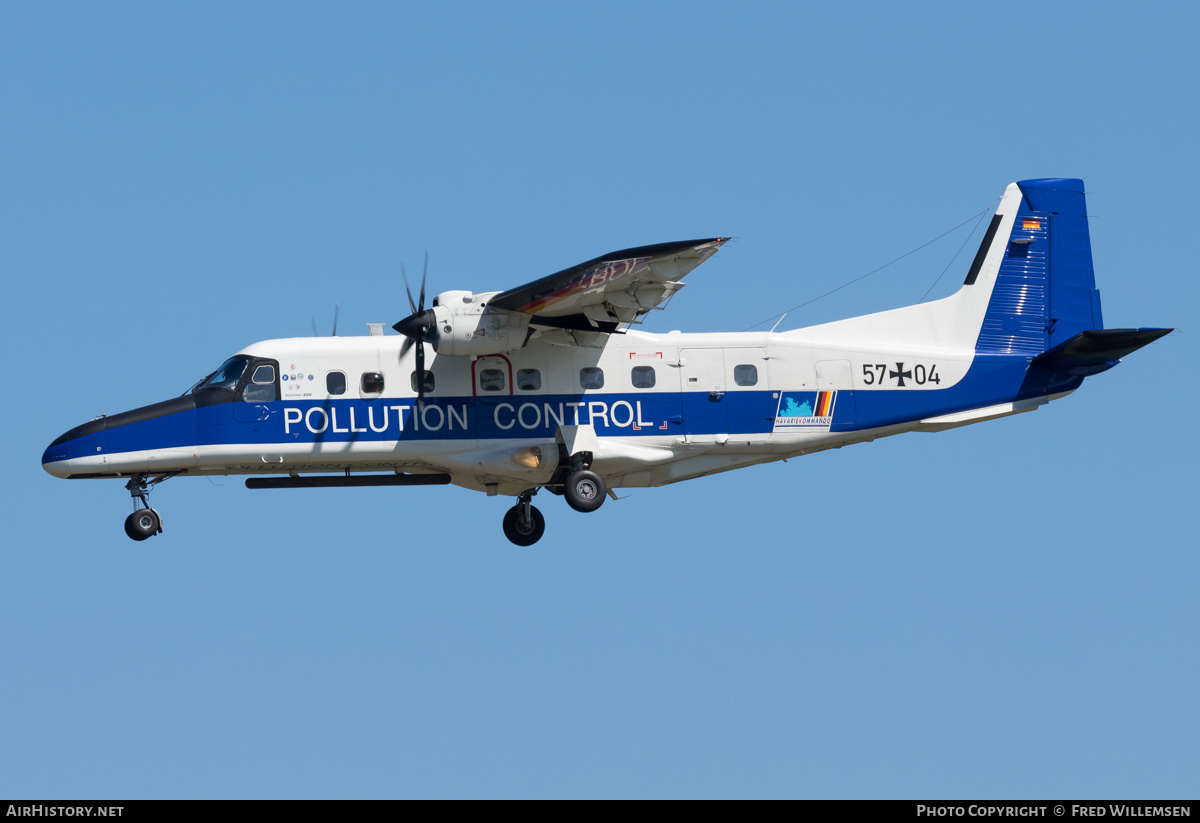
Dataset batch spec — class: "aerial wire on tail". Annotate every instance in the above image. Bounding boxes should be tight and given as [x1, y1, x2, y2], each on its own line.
[742, 198, 999, 332]
[917, 207, 993, 303]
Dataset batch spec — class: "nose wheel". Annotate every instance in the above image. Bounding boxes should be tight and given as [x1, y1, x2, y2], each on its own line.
[503, 489, 545, 546]
[122, 474, 173, 541]
[124, 508, 162, 541]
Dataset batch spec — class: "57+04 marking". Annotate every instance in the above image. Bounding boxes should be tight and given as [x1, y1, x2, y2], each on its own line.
[861, 362, 941, 387]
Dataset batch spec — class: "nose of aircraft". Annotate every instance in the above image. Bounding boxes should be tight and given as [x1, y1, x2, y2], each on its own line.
[42, 445, 63, 477]
[43, 393, 202, 479]
[42, 417, 109, 478]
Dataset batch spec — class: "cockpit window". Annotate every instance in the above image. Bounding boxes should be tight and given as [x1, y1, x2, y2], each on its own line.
[197, 356, 251, 392]
[184, 372, 215, 395]
[243, 364, 277, 402]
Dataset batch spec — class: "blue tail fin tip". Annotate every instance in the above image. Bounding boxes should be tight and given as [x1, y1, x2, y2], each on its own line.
[1016, 178, 1088, 217]
[1017, 177, 1086, 191]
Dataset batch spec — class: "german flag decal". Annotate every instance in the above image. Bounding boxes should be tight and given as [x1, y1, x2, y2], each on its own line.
[814, 391, 835, 418]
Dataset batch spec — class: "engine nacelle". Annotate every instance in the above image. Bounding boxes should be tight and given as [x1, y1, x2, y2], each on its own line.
[429, 291, 532, 356]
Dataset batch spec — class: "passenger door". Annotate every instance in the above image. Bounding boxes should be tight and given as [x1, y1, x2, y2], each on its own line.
[723, 347, 773, 434]
[679, 348, 727, 436]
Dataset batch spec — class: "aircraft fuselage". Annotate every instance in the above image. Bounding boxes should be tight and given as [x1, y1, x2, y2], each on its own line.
[42, 326, 1066, 496]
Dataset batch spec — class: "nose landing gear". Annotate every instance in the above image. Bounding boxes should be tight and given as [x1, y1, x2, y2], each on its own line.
[503, 489, 545, 546]
[122, 474, 173, 541]
[124, 507, 161, 541]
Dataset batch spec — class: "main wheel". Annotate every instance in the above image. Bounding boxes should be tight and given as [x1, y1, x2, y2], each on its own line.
[502, 504, 546, 546]
[124, 508, 161, 541]
[564, 469, 605, 513]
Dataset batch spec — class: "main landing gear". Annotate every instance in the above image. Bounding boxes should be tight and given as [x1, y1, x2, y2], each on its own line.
[563, 469, 605, 513]
[122, 474, 170, 542]
[501, 457, 610, 546]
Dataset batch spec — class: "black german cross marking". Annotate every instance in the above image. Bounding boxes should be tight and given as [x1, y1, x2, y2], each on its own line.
[889, 362, 913, 387]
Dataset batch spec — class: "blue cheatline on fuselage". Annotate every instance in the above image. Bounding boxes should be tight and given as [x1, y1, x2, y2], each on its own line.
[42, 350, 1076, 468]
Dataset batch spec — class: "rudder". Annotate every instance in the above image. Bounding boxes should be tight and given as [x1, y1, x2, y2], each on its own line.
[1017, 178, 1104, 347]
[974, 177, 1103, 356]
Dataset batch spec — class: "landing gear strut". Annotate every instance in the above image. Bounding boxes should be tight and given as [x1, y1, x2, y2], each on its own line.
[502, 489, 545, 546]
[123, 474, 169, 541]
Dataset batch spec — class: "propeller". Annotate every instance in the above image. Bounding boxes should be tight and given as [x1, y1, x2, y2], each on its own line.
[393, 252, 436, 405]
[311, 302, 340, 337]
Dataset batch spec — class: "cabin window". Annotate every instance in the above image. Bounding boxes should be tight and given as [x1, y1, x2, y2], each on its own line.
[242, 364, 277, 402]
[580, 367, 604, 390]
[361, 372, 385, 394]
[631, 366, 656, 389]
[479, 368, 506, 392]
[411, 370, 435, 393]
[734, 364, 758, 387]
[516, 368, 542, 391]
[326, 371, 347, 396]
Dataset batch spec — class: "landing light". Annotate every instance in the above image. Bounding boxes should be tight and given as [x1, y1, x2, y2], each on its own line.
[511, 446, 542, 469]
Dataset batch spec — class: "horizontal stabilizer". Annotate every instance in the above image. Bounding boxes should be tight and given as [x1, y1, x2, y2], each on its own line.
[1032, 328, 1172, 374]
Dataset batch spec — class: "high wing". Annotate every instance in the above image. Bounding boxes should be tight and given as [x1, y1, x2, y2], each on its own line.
[488, 237, 728, 331]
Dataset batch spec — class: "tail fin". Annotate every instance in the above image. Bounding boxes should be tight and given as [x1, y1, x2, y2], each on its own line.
[969, 177, 1102, 355]
[971, 178, 1170, 370]
[787, 179, 1170, 365]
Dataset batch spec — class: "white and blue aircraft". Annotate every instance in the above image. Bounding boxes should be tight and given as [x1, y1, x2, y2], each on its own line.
[43, 178, 1170, 545]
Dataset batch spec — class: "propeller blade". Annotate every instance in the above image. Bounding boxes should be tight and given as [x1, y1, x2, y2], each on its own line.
[395, 252, 435, 406]
[401, 263, 417, 315]
[418, 251, 428, 313]
[415, 341, 426, 405]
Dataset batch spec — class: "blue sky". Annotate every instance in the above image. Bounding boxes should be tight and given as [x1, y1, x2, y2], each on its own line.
[2, 2, 1195, 799]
